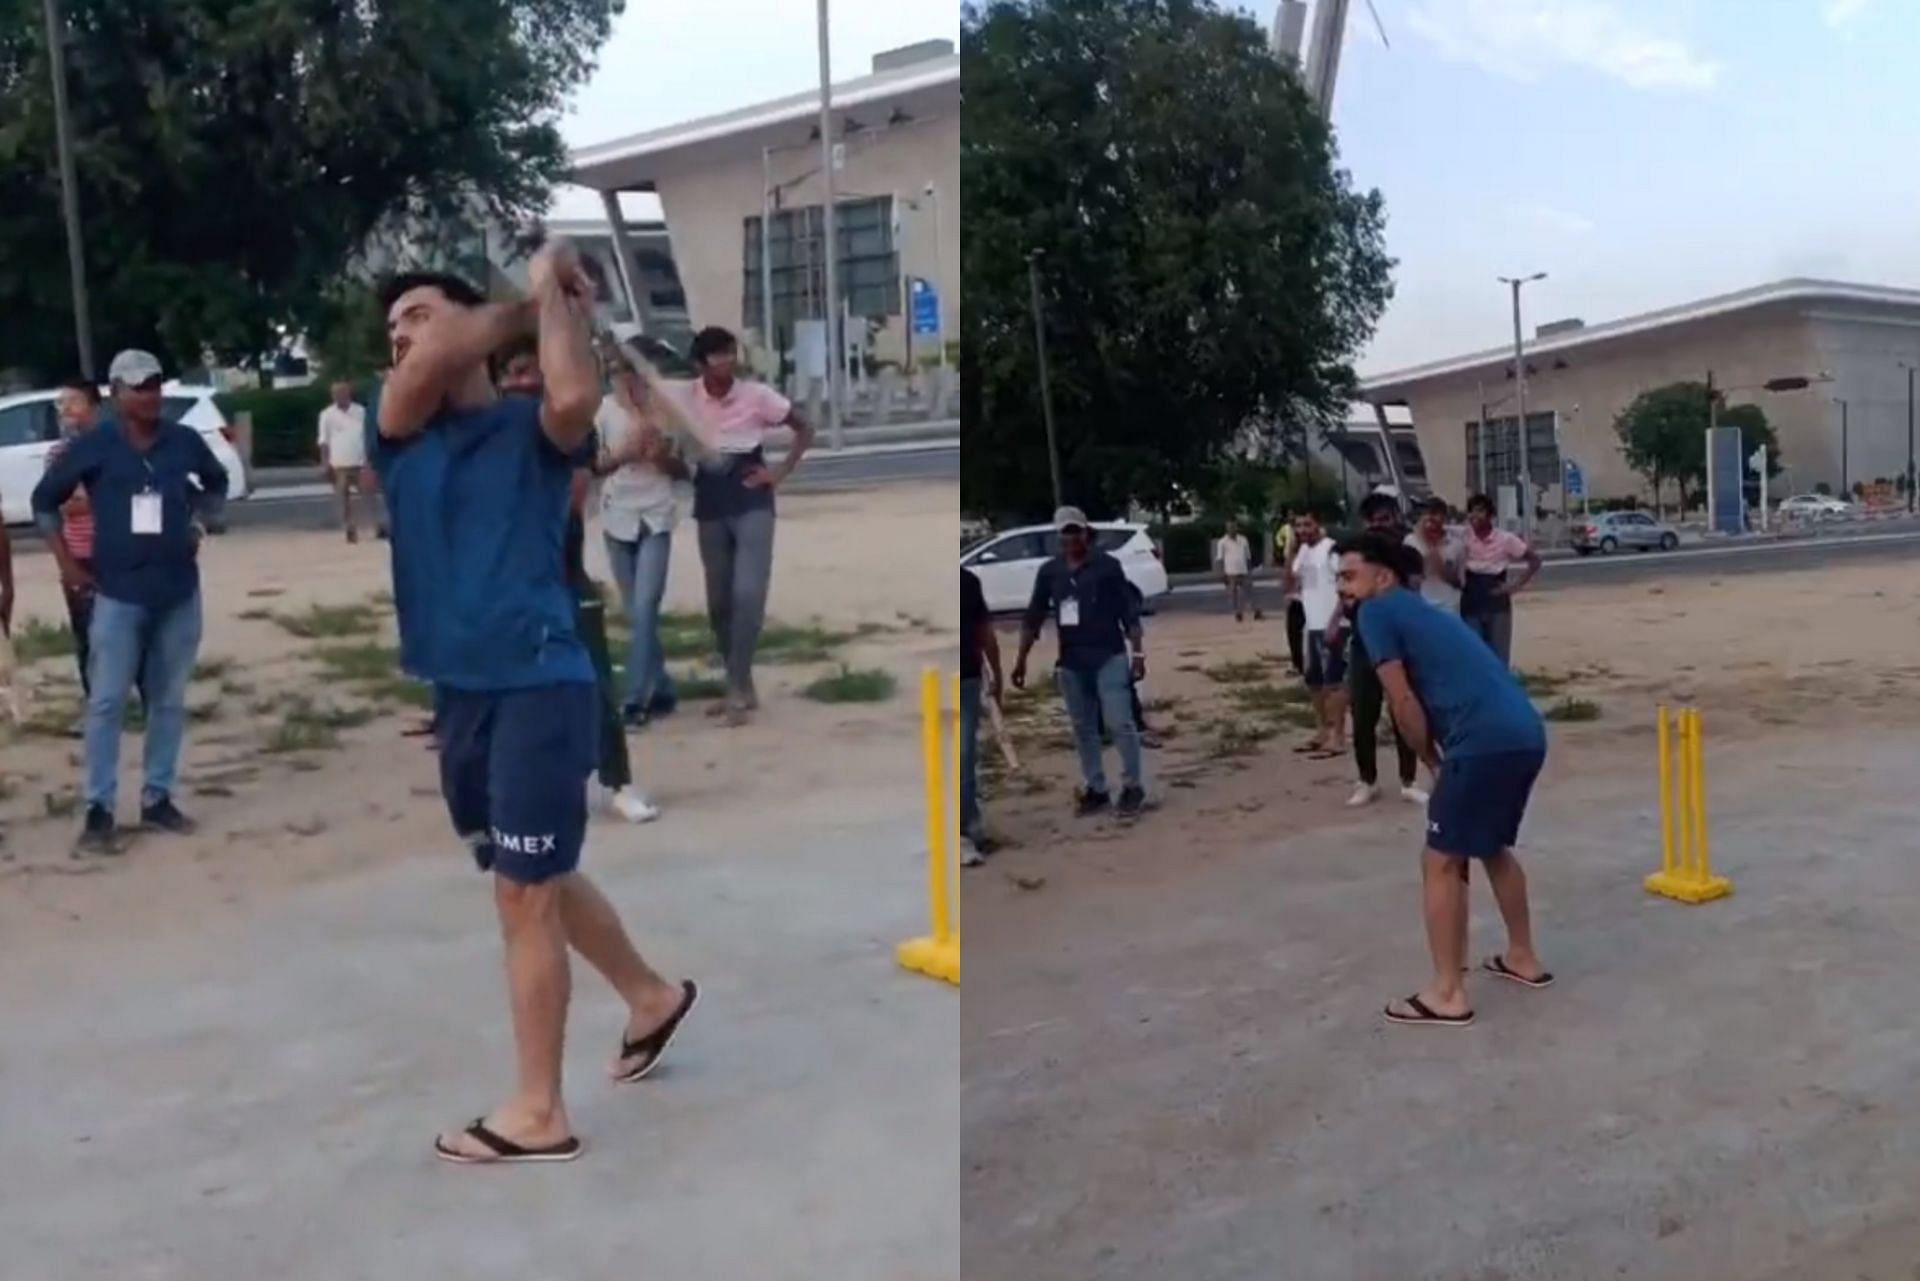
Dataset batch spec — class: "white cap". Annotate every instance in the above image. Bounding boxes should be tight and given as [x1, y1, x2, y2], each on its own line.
[1053, 505, 1090, 532]
[108, 350, 164, 385]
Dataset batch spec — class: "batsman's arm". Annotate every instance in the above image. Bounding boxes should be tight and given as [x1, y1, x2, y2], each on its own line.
[1375, 659, 1438, 769]
[536, 282, 601, 455]
[379, 301, 535, 439]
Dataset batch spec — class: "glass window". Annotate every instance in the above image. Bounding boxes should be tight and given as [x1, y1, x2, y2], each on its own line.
[0, 402, 53, 447]
[1093, 529, 1136, 552]
[743, 195, 900, 334]
[976, 531, 1047, 563]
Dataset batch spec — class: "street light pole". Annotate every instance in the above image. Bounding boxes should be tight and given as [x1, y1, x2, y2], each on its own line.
[926, 181, 947, 371]
[760, 146, 776, 371]
[1027, 249, 1064, 510]
[1499, 272, 1546, 533]
[42, 0, 94, 378]
[1906, 361, 1916, 512]
[814, 0, 844, 449]
[1836, 397, 1850, 496]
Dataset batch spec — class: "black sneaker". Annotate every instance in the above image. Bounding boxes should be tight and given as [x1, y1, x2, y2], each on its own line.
[140, 794, 196, 835]
[1074, 789, 1111, 818]
[1116, 785, 1146, 818]
[77, 805, 120, 855]
[648, 690, 679, 719]
[622, 702, 651, 730]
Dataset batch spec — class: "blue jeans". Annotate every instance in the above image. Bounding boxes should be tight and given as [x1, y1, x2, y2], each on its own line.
[1057, 653, 1142, 795]
[604, 528, 676, 711]
[85, 591, 203, 811]
[959, 677, 983, 841]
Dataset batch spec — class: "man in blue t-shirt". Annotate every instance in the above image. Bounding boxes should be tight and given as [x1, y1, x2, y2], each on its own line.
[371, 247, 695, 1166]
[1337, 531, 1552, 1031]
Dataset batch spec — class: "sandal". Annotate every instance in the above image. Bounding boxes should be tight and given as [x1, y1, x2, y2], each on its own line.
[1383, 994, 1474, 1027]
[614, 979, 700, 1084]
[1482, 956, 1554, 989]
[433, 1119, 582, 1165]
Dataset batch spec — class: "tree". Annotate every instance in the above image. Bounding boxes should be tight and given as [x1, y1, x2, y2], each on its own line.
[0, 0, 621, 383]
[1614, 383, 1787, 511]
[959, 0, 1393, 523]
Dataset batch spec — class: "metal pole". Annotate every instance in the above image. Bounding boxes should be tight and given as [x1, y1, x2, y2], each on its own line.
[1027, 250, 1064, 509]
[1509, 278, 1529, 537]
[1842, 399, 1850, 495]
[929, 184, 948, 371]
[43, 0, 94, 378]
[761, 146, 776, 371]
[1475, 380, 1489, 497]
[815, 0, 844, 449]
[1907, 363, 1915, 512]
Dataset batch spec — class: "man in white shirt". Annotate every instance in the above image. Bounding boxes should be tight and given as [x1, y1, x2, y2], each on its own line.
[1284, 512, 1347, 758]
[1404, 497, 1465, 610]
[317, 381, 380, 543]
[595, 347, 693, 727]
[1214, 519, 1262, 622]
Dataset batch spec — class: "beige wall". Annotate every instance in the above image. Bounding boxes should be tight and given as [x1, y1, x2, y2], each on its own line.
[652, 111, 959, 366]
[1374, 305, 1830, 504]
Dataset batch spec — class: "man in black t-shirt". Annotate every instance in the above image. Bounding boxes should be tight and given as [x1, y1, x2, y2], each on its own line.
[961, 568, 1002, 863]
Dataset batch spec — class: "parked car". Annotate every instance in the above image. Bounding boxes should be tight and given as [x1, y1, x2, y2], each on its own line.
[961, 521, 1170, 614]
[1777, 493, 1856, 520]
[1570, 510, 1680, 555]
[0, 383, 251, 525]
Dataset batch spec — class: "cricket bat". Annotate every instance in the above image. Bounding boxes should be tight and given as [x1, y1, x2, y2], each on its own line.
[986, 680, 1020, 771]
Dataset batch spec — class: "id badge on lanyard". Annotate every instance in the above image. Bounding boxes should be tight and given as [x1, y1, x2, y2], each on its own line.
[132, 459, 163, 536]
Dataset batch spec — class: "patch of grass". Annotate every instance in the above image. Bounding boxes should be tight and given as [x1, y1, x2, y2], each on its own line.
[43, 791, 78, 818]
[1209, 719, 1279, 759]
[218, 678, 255, 699]
[367, 677, 435, 710]
[1226, 682, 1312, 714]
[1203, 659, 1272, 685]
[193, 656, 236, 682]
[1543, 696, 1602, 723]
[657, 611, 711, 660]
[187, 701, 222, 724]
[272, 602, 382, 640]
[262, 695, 375, 753]
[672, 670, 729, 702]
[13, 617, 74, 665]
[20, 700, 82, 739]
[653, 611, 855, 666]
[311, 641, 400, 683]
[803, 665, 898, 704]
[1517, 669, 1571, 697]
[238, 608, 273, 622]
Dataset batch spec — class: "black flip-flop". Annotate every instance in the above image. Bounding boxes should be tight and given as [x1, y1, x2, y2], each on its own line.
[433, 1119, 582, 1165]
[1383, 994, 1474, 1027]
[614, 979, 699, 1084]
[1291, 742, 1325, 754]
[1482, 956, 1554, 989]
[1305, 749, 1343, 761]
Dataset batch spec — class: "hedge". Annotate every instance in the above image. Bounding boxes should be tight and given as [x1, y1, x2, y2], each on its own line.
[215, 385, 338, 467]
[1150, 519, 1283, 574]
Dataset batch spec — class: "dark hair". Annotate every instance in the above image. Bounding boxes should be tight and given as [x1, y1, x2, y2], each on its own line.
[1335, 531, 1422, 584]
[1359, 491, 1401, 521]
[689, 326, 738, 365]
[489, 333, 540, 383]
[376, 271, 485, 316]
[59, 378, 100, 405]
[1420, 496, 1449, 517]
[1465, 492, 1495, 516]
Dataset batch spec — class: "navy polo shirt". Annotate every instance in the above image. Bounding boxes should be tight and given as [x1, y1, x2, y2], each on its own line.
[31, 421, 228, 611]
[1022, 550, 1138, 674]
[369, 394, 594, 691]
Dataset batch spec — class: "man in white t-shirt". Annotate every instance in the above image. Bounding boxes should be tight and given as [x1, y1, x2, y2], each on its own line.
[317, 381, 379, 543]
[1213, 519, 1262, 622]
[1284, 512, 1347, 757]
[1404, 497, 1465, 610]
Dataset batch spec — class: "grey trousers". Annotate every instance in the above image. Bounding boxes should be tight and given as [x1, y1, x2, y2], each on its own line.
[697, 508, 776, 698]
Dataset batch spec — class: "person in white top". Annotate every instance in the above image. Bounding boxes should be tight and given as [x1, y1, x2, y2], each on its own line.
[594, 346, 693, 727]
[1213, 519, 1262, 622]
[1284, 512, 1347, 757]
[316, 382, 381, 543]
[1404, 497, 1465, 610]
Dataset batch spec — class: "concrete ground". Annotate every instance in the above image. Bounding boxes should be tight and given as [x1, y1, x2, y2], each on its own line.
[0, 786, 958, 1281]
[964, 729, 1920, 1281]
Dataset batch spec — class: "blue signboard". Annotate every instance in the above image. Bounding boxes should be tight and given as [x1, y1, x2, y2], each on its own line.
[1563, 459, 1585, 499]
[911, 278, 941, 336]
[1707, 426, 1745, 535]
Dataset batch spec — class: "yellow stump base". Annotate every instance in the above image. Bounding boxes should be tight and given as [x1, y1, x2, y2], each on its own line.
[1648, 704, 1733, 905]
[1643, 871, 1732, 905]
[897, 934, 961, 985]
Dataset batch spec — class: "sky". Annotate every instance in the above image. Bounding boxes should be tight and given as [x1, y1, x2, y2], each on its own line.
[1309, 0, 1920, 374]
[550, 1, 1920, 378]
[546, 0, 959, 221]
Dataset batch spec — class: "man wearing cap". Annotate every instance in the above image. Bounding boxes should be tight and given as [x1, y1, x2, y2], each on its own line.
[1011, 507, 1148, 818]
[33, 350, 229, 853]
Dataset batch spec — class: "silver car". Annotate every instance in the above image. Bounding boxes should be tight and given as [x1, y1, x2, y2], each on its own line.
[1570, 510, 1680, 555]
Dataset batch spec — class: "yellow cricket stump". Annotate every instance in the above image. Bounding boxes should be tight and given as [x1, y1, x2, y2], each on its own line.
[1645, 704, 1733, 904]
[898, 669, 961, 984]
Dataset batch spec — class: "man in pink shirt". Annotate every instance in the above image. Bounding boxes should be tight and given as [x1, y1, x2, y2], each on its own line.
[1457, 493, 1542, 666]
[684, 326, 816, 724]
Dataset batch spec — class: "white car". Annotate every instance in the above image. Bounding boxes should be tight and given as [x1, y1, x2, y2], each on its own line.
[961, 521, 1170, 614]
[1777, 493, 1856, 520]
[0, 383, 251, 525]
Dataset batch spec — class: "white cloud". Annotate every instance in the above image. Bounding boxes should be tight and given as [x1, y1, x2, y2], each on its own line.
[1407, 0, 1719, 92]
[1823, 0, 1876, 26]
[1519, 203, 1596, 236]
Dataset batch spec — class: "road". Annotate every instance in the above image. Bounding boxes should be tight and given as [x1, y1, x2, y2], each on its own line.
[1159, 525, 1920, 615]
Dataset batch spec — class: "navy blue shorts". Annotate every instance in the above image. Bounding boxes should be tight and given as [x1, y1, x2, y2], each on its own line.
[1303, 630, 1347, 689]
[1426, 748, 1546, 859]
[435, 682, 600, 885]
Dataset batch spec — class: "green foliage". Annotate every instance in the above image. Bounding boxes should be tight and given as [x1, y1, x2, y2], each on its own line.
[1614, 383, 1786, 509]
[959, 0, 1394, 523]
[216, 385, 334, 466]
[803, 666, 898, 704]
[0, 0, 623, 384]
